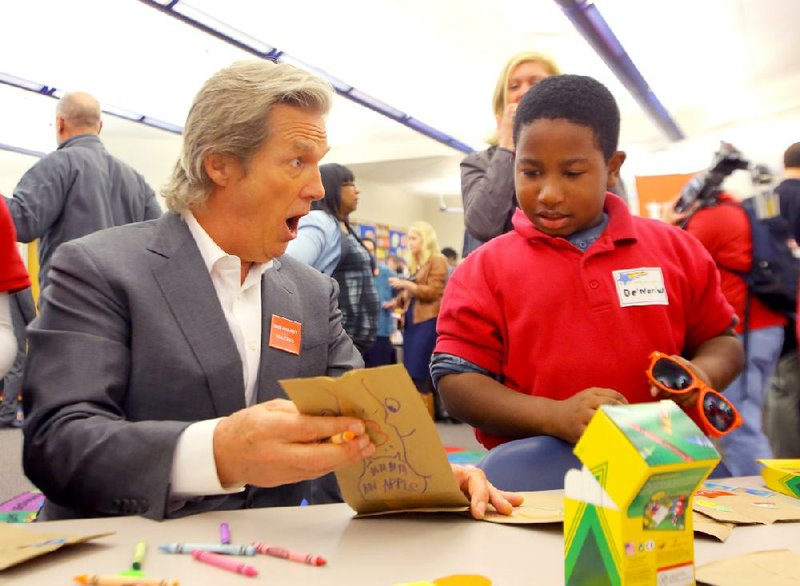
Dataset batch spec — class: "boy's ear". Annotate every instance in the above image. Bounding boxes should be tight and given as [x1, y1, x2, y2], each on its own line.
[606, 150, 627, 189]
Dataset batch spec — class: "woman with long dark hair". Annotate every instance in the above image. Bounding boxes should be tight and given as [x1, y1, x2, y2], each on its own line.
[286, 163, 379, 355]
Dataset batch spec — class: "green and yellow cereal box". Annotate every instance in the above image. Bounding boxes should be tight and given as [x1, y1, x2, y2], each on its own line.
[564, 400, 720, 585]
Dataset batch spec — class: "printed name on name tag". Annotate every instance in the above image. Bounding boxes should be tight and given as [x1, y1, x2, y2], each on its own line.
[268, 315, 302, 355]
[612, 268, 668, 307]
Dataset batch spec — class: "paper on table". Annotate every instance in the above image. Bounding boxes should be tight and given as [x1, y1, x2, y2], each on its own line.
[692, 511, 734, 542]
[0, 524, 113, 570]
[692, 484, 800, 525]
[695, 549, 800, 586]
[480, 491, 563, 524]
[281, 365, 470, 515]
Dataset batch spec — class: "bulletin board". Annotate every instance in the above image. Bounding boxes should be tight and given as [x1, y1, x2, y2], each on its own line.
[351, 219, 407, 262]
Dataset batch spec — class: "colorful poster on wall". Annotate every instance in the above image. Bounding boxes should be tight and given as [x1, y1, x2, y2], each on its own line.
[359, 224, 377, 243]
[351, 220, 406, 262]
[389, 230, 404, 255]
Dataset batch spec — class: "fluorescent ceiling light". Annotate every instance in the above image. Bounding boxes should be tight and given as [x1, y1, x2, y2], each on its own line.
[347, 89, 406, 121]
[104, 103, 145, 122]
[276, 54, 352, 93]
[172, 2, 274, 55]
[138, 0, 473, 153]
[0, 142, 46, 159]
[141, 116, 183, 133]
[0, 72, 44, 92]
[0, 71, 182, 135]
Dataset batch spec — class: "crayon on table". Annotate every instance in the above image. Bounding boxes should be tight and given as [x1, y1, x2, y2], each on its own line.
[159, 543, 257, 555]
[132, 539, 147, 570]
[219, 522, 231, 545]
[73, 575, 179, 586]
[192, 550, 259, 577]
[252, 541, 327, 566]
[329, 430, 357, 444]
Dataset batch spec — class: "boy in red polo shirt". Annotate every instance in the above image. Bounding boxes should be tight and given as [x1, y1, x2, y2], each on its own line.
[432, 75, 744, 449]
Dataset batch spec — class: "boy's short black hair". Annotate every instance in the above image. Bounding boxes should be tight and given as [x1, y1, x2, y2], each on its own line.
[440, 246, 457, 261]
[512, 74, 620, 160]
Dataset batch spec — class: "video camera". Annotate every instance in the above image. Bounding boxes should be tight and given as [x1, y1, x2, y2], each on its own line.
[673, 142, 750, 213]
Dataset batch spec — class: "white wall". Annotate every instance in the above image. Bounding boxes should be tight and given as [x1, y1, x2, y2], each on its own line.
[349, 179, 427, 234]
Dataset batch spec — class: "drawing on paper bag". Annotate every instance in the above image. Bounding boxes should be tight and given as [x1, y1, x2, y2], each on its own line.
[280, 365, 469, 514]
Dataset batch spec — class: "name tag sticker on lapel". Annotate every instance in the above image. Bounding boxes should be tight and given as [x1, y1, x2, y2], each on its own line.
[269, 315, 302, 355]
[613, 267, 669, 307]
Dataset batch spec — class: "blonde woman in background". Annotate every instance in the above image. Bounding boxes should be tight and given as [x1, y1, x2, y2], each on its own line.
[388, 222, 448, 416]
[461, 52, 560, 257]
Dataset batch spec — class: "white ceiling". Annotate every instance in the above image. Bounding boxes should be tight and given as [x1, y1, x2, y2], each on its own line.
[1, 0, 799, 200]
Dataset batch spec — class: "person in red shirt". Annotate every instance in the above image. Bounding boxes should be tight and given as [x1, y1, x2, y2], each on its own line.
[0, 198, 31, 380]
[663, 192, 786, 476]
[432, 74, 744, 450]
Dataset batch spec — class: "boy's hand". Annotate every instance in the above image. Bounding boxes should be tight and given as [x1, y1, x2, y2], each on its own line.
[550, 388, 628, 444]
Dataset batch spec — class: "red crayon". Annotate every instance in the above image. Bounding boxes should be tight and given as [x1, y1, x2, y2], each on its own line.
[191, 550, 258, 577]
[252, 541, 327, 566]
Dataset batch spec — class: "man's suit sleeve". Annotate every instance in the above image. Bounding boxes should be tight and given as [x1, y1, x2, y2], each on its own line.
[22, 238, 188, 519]
[6, 154, 72, 242]
[142, 179, 164, 221]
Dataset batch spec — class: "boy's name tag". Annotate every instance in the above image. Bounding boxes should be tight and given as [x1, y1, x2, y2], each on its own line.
[268, 315, 302, 355]
[612, 268, 669, 307]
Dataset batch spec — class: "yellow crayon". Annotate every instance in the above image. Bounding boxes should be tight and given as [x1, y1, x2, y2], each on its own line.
[330, 430, 357, 444]
[132, 539, 147, 570]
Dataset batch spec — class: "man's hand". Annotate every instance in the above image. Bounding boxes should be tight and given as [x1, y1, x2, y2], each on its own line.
[549, 388, 628, 444]
[213, 399, 375, 488]
[451, 464, 524, 519]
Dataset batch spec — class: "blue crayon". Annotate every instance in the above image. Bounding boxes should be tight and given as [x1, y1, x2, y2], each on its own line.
[159, 543, 257, 556]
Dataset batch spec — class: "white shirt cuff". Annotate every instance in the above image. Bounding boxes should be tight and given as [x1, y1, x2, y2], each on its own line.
[170, 418, 245, 497]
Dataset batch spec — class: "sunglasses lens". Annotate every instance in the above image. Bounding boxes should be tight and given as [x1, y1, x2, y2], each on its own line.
[702, 394, 735, 432]
[652, 358, 693, 391]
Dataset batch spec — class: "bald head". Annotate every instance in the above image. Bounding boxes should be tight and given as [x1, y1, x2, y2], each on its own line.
[55, 92, 102, 143]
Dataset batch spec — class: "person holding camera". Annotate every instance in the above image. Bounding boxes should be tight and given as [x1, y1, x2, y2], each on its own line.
[663, 166, 786, 476]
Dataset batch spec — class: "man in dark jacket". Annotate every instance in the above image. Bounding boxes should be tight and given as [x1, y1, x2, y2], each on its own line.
[5, 91, 162, 293]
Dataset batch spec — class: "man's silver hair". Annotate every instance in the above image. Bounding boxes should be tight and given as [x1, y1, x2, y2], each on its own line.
[162, 60, 333, 213]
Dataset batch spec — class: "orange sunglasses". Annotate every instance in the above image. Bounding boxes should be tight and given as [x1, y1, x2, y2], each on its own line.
[646, 351, 742, 438]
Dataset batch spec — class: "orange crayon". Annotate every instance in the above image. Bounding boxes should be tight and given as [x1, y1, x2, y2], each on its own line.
[329, 430, 357, 444]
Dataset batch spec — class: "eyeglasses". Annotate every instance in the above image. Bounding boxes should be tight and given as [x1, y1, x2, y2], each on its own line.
[646, 351, 742, 438]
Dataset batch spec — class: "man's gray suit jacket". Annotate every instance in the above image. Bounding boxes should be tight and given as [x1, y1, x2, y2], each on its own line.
[22, 212, 361, 520]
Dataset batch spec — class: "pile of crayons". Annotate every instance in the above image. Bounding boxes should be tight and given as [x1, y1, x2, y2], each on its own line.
[73, 521, 327, 583]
